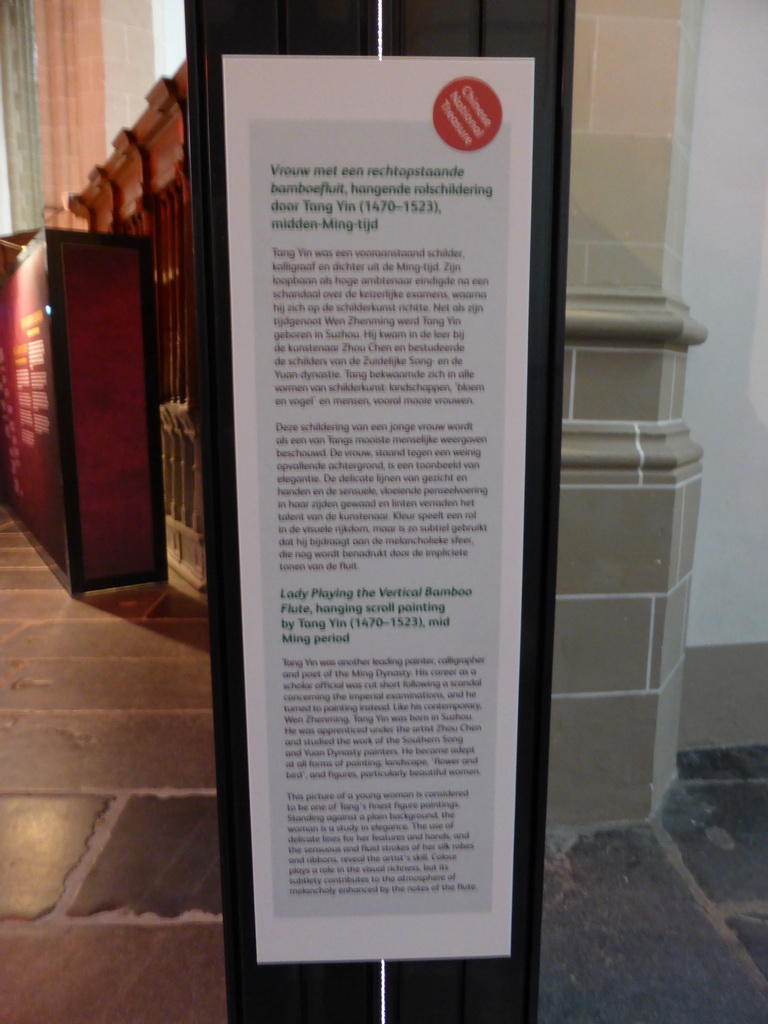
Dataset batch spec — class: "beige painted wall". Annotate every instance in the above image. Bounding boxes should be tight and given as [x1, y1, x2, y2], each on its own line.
[547, 0, 706, 825]
[568, 0, 700, 295]
[680, 0, 768, 750]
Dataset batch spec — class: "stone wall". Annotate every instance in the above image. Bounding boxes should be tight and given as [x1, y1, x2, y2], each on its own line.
[547, 0, 706, 824]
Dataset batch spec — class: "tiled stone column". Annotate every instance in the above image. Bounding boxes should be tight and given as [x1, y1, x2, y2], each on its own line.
[546, 0, 706, 824]
[550, 293, 705, 823]
[33, 0, 155, 229]
[100, 0, 155, 152]
[0, 0, 43, 230]
[34, 0, 106, 228]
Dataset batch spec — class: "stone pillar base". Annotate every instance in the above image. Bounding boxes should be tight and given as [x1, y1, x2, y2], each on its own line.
[547, 290, 705, 826]
[160, 401, 206, 592]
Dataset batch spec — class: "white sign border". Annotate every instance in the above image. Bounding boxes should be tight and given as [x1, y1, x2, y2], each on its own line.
[222, 54, 534, 964]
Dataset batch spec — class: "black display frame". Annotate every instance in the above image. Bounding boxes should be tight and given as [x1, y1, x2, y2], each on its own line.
[45, 229, 167, 595]
[184, 1, 573, 1021]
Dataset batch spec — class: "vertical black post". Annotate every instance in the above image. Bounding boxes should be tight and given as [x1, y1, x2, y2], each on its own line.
[184, 0, 573, 1020]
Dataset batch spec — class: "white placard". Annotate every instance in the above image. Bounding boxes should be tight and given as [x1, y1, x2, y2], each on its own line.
[223, 55, 534, 964]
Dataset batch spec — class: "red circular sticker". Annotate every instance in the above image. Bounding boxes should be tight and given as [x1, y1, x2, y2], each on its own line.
[433, 77, 502, 151]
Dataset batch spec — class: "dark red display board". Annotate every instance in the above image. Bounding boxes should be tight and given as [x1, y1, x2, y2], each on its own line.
[0, 230, 166, 593]
[0, 240, 67, 572]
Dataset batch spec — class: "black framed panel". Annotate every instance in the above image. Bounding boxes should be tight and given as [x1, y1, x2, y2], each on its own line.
[45, 230, 167, 595]
[0, 230, 166, 595]
[185, 0, 572, 1020]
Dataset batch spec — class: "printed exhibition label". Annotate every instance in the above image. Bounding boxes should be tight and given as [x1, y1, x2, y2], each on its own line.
[223, 55, 534, 963]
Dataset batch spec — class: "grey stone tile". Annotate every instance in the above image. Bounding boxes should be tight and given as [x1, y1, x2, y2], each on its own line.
[676, 475, 701, 582]
[0, 585, 207, 622]
[556, 486, 677, 595]
[572, 348, 668, 421]
[146, 588, 208, 619]
[727, 914, 768, 980]
[74, 586, 172, 619]
[650, 580, 687, 688]
[70, 795, 221, 917]
[539, 826, 768, 1023]
[0, 619, 209, 658]
[0, 711, 216, 790]
[662, 780, 768, 902]
[553, 596, 653, 693]
[0, 795, 109, 919]
[547, 694, 657, 825]
[0, 591, 75, 619]
[652, 661, 684, 810]
[0, 622, 25, 646]
[0, 656, 212, 710]
[0, 567, 63, 590]
[678, 744, 768, 781]
[0, 547, 46, 567]
[0, 533, 32, 547]
[0, 924, 226, 1024]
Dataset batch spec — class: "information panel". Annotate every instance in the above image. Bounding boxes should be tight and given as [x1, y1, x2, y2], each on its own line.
[0, 240, 68, 573]
[0, 231, 166, 594]
[223, 56, 534, 964]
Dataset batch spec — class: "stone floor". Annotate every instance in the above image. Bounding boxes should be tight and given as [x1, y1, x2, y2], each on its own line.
[539, 747, 768, 1022]
[2, 507, 768, 1023]
[0, 508, 227, 1024]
